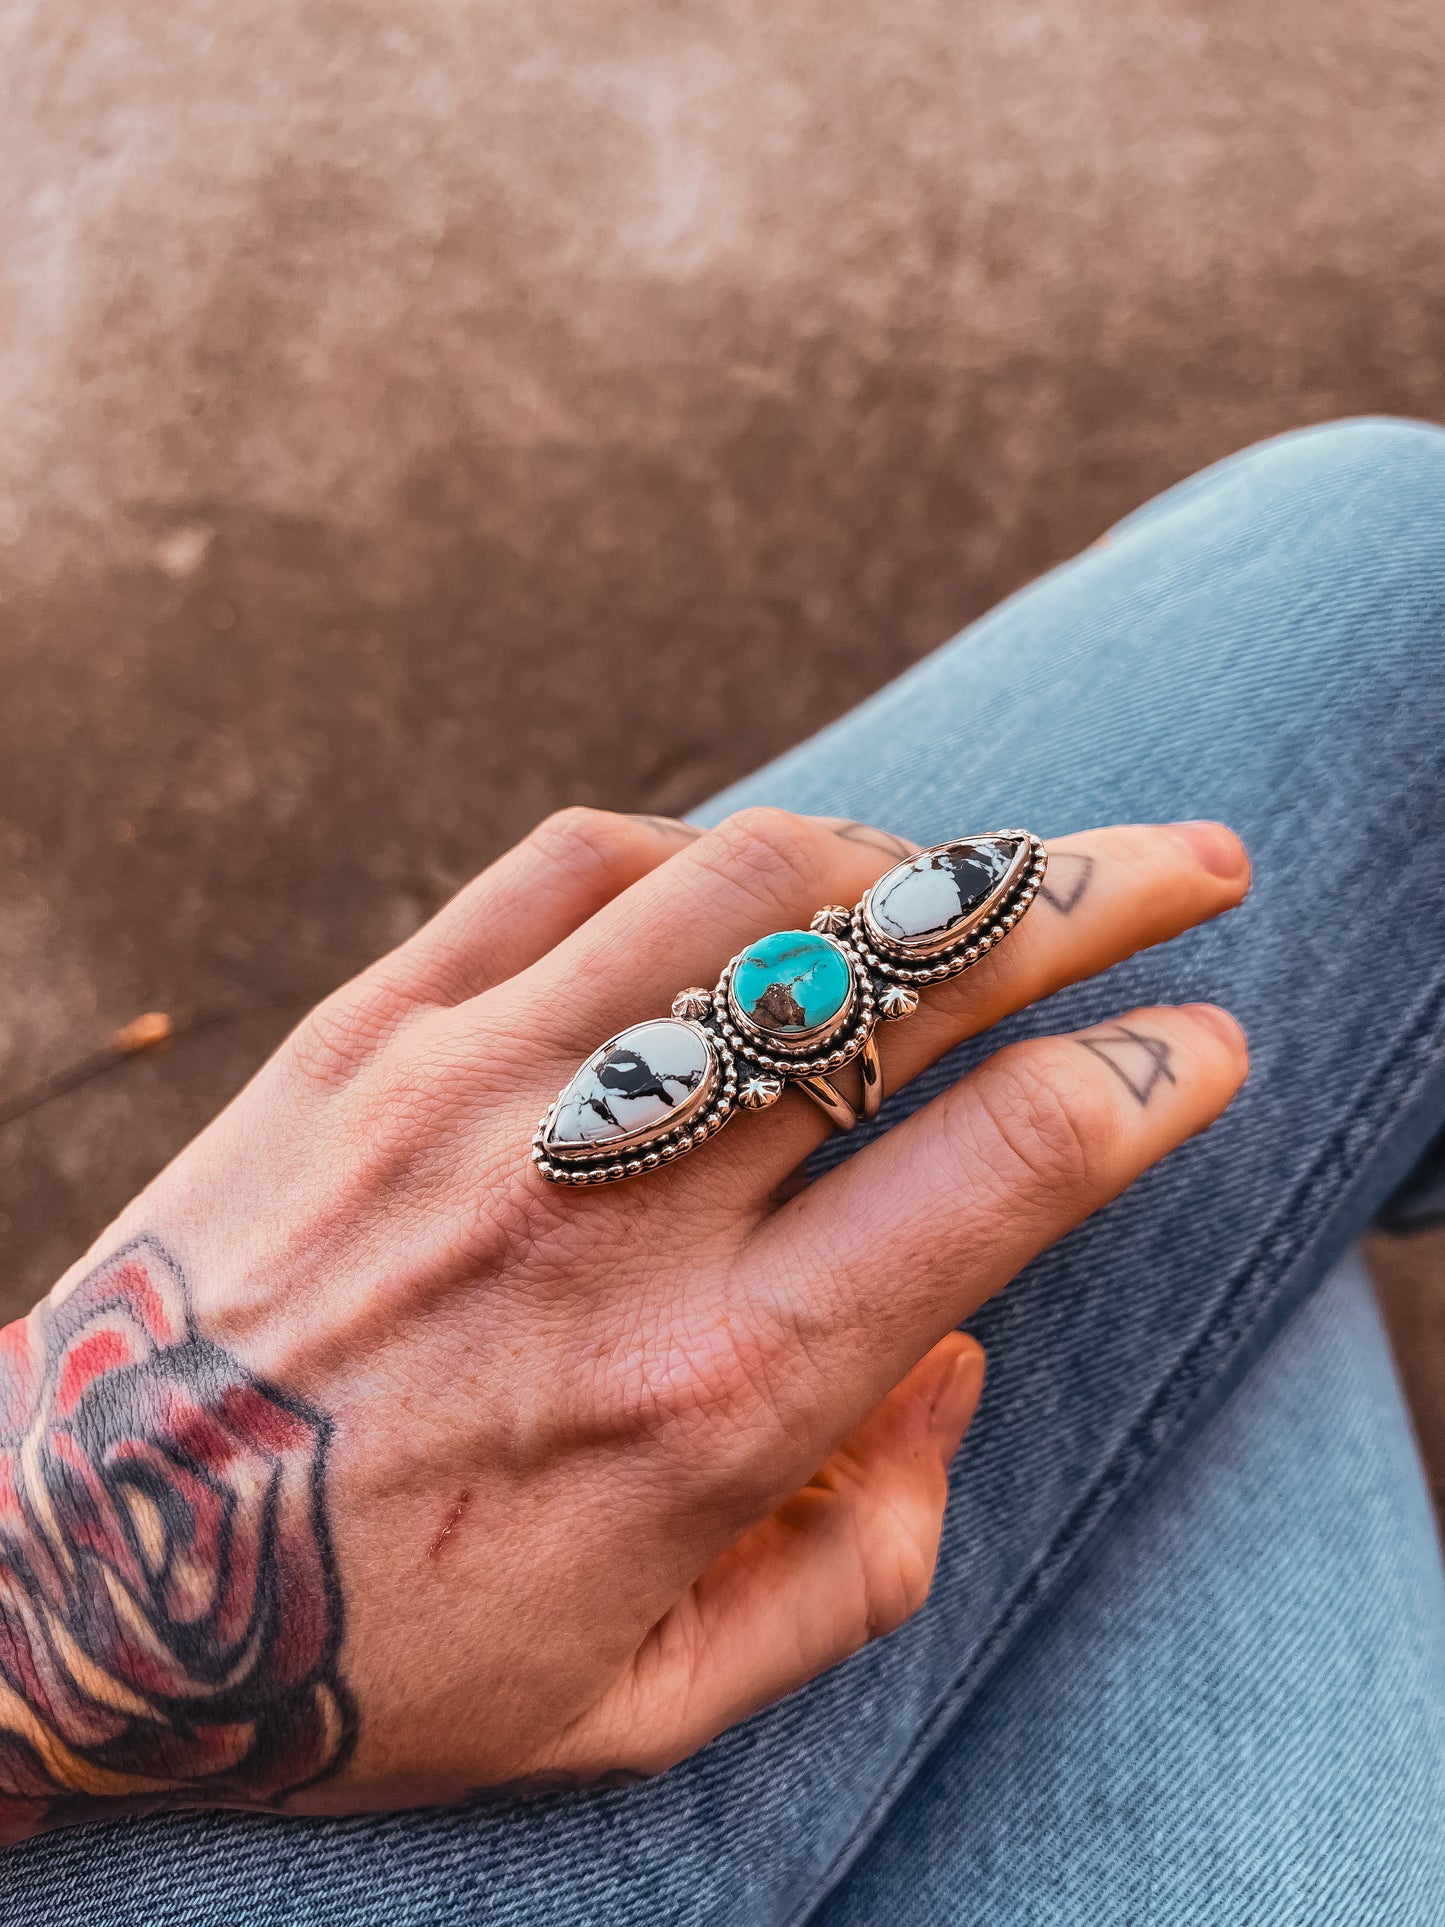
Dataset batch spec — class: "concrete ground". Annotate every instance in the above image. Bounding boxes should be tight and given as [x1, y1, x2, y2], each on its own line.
[0, 2, 1440, 1498]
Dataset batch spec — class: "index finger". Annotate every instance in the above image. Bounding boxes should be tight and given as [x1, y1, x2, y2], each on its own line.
[736, 1000, 1249, 1496]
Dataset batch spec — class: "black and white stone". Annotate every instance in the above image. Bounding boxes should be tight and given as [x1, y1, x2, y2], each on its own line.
[864, 836, 1024, 954]
[546, 1019, 716, 1154]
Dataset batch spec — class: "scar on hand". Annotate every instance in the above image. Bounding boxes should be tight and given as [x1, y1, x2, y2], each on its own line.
[431, 1488, 472, 1558]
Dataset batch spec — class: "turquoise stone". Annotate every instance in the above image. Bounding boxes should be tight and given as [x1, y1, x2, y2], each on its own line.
[732, 930, 853, 1036]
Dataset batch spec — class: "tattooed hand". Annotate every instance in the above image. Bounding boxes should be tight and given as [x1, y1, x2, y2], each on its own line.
[1, 814, 1248, 1832]
[0, 1243, 350, 1840]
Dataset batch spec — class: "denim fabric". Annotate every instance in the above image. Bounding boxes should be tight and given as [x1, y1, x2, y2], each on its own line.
[818, 1248, 1445, 1926]
[8, 418, 1444, 1925]
[820, 1248, 1445, 1927]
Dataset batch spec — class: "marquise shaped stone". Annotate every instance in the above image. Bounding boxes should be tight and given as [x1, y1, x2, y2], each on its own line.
[865, 836, 1025, 953]
[546, 1019, 716, 1155]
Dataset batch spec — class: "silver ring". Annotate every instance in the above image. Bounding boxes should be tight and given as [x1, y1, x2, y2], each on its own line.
[532, 831, 1047, 1185]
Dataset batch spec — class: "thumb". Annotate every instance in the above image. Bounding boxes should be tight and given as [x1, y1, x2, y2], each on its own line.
[552, 1332, 985, 1778]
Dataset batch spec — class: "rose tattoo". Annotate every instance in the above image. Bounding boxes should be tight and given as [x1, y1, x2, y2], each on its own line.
[0, 1238, 354, 1838]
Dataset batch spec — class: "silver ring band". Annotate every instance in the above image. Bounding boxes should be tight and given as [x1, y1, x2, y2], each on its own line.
[533, 831, 1047, 1185]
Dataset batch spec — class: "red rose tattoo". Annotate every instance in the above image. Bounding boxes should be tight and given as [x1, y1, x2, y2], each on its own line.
[0, 1238, 354, 1838]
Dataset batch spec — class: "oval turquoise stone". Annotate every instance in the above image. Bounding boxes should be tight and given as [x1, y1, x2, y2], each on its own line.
[732, 930, 853, 1036]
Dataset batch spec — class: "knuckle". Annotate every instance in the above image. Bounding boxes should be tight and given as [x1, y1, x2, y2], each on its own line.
[967, 1042, 1116, 1201]
[1109, 822, 1169, 879]
[697, 807, 822, 907]
[526, 805, 640, 879]
[287, 981, 406, 1091]
[865, 1506, 941, 1639]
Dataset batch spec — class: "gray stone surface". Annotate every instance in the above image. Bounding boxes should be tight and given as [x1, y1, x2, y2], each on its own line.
[548, 1019, 714, 1149]
[2, 0, 1443, 1504]
[868, 838, 1020, 947]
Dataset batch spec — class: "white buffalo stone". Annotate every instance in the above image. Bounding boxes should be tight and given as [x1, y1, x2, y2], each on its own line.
[547, 1019, 714, 1150]
[867, 836, 1021, 947]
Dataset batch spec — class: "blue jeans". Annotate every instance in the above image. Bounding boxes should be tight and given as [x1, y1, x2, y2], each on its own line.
[14, 420, 1445, 1924]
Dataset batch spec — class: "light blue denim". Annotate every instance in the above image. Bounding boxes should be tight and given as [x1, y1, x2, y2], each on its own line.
[9, 418, 1445, 1925]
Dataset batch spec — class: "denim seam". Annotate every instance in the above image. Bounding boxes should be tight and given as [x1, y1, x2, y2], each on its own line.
[791, 965, 1445, 1927]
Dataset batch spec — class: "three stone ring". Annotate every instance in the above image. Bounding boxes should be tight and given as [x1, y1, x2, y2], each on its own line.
[533, 830, 1047, 1185]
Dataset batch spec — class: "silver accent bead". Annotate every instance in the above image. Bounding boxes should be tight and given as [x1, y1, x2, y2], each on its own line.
[739, 1072, 785, 1110]
[809, 905, 853, 936]
[877, 982, 920, 1020]
[671, 986, 713, 1021]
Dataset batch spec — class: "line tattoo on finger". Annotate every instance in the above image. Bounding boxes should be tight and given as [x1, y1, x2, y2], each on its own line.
[1077, 1023, 1177, 1107]
[1039, 852, 1094, 915]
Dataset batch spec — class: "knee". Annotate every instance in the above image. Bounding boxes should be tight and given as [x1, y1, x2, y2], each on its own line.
[1233, 415, 1445, 521]
[1117, 417, 1445, 683]
[1123, 416, 1445, 550]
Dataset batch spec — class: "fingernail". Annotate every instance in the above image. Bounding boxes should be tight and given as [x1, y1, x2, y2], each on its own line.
[1165, 820, 1250, 884]
[1181, 1002, 1249, 1054]
[931, 1341, 986, 1452]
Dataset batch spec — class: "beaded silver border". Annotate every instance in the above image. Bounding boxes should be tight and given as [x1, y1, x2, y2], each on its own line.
[851, 833, 1048, 985]
[711, 944, 877, 1078]
[532, 1027, 740, 1185]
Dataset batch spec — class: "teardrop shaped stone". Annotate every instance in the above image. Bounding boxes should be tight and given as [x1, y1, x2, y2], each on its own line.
[546, 1019, 715, 1153]
[866, 836, 1023, 949]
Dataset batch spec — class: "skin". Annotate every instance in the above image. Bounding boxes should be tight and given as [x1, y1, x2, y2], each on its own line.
[0, 807, 1251, 1835]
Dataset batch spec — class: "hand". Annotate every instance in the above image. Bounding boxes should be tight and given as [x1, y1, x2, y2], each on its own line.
[0, 808, 1249, 1834]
